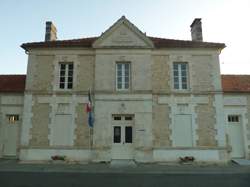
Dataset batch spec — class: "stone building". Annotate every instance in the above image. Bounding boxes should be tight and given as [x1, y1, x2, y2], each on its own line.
[0, 16, 249, 162]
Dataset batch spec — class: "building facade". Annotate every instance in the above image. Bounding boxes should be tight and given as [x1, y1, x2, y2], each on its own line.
[0, 17, 249, 162]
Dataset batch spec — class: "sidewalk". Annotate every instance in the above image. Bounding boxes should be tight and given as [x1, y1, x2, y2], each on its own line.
[0, 159, 250, 174]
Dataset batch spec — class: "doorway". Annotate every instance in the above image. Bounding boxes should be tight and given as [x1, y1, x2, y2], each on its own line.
[111, 115, 134, 159]
[3, 115, 19, 156]
[227, 115, 245, 158]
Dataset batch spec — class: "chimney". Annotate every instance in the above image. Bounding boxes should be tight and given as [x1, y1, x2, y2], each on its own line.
[190, 18, 203, 41]
[45, 21, 57, 41]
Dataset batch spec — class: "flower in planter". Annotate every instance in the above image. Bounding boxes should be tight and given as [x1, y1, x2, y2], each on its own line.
[51, 155, 66, 161]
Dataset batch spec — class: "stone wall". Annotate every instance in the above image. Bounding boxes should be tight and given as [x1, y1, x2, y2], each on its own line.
[29, 97, 50, 146]
[76, 55, 95, 92]
[95, 52, 152, 92]
[28, 55, 54, 92]
[151, 55, 170, 93]
[191, 55, 214, 92]
[152, 97, 171, 147]
[74, 103, 90, 147]
[195, 95, 217, 146]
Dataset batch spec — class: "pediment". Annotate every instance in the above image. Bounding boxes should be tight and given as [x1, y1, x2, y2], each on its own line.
[93, 16, 154, 48]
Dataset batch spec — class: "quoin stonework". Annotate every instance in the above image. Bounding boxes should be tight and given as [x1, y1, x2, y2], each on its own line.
[0, 16, 250, 163]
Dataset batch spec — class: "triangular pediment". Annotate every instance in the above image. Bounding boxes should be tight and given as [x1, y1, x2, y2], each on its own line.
[93, 16, 154, 48]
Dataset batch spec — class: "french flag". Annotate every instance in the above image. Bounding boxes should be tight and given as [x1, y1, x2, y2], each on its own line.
[86, 89, 94, 127]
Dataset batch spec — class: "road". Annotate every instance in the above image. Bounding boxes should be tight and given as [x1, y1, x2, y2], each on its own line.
[0, 171, 250, 187]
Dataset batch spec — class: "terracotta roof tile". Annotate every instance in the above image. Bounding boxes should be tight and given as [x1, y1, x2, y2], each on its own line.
[21, 36, 225, 50]
[222, 75, 250, 93]
[0, 75, 26, 93]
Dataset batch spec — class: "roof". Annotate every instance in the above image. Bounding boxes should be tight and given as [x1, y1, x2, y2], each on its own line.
[222, 75, 250, 93]
[0, 75, 26, 93]
[21, 36, 226, 50]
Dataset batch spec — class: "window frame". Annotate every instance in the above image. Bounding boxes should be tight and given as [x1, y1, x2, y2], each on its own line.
[6, 114, 19, 124]
[59, 62, 74, 90]
[173, 62, 189, 90]
[116, 62, 131, 91]
[228, 115, 240, 123]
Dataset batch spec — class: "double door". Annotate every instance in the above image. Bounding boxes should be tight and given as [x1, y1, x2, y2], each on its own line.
[111, 115, 134, 159]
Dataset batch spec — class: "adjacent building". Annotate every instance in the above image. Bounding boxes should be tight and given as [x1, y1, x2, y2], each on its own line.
[0, 16, 249, 162]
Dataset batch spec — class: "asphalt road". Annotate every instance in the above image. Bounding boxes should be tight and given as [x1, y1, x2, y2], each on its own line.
[0, 171, 250, 187]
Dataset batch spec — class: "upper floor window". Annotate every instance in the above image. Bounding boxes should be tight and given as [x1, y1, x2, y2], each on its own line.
[59, 63, 74, 89]
[116, 62, 130, 90]
[173, 62, 188, 90]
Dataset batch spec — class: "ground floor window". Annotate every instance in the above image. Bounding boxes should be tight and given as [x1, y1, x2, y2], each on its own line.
[6, 114, 19, 124]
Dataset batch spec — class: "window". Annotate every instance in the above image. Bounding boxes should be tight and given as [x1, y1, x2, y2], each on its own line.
[173, 62, 188, 90]
[125, 126, 132, 143]
[7, 115, 19, 124]
[228, 115, 240, 122]
[125, 116, 133, 121]
[113, 126, 121, 143]
[59, 63, 74, 89]
[114, 116, 122, 121]
[116, 63, 130, 90]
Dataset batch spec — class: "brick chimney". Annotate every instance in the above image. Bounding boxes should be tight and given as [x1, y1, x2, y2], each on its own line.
[45, 21, 57, 41]
[190, 18, 203, 41]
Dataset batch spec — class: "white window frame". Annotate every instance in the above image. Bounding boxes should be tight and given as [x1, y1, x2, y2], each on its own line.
[59, 62, 74, 90]
[116, 62, 130, 91]
[173, 62, 188, 90]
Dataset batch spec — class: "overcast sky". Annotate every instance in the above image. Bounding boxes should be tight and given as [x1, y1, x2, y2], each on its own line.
[0, 0, 249, 74]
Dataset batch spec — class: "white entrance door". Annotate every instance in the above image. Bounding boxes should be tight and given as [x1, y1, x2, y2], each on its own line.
[111, 115, 134, 159]
[52, 115, 72, 146]
[228, 116, 245, 158]
[173, 114, 193, 147]
[3, 115, 19, 156]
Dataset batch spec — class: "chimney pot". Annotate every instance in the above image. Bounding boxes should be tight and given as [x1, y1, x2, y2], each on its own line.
[190, 18, 203, 41]
[45, 21, 57, 41]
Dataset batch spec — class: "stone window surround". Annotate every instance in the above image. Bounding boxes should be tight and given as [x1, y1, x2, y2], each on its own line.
[173, 62, 188, 90]
[52, 55, 79, 92]
[169, 54, 192, 93]
[115, 61, 131, 91]
[59, 63, 74, 90]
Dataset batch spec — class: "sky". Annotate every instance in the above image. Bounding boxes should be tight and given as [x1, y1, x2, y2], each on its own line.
[0, 0, 250, 74]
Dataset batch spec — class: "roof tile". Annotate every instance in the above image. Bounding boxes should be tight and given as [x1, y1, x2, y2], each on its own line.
[221, 75, 250, 93]
[21, 36, 225, 50]
[0, 75, 26, 93]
